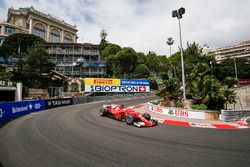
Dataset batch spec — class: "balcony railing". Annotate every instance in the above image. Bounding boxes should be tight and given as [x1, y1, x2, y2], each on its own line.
[48, 49, 99, 55]
[55, 70, 106, 76]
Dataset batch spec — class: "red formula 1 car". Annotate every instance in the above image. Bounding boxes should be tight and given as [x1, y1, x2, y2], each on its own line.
[100, 104, 158, 127]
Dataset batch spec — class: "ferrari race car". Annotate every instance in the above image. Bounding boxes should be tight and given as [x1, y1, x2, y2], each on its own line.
[100, 104, 158, 127]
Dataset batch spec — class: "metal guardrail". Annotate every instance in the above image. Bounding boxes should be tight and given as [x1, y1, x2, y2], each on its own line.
[0, 93, 154, 123]
[221, 110, 250, 122]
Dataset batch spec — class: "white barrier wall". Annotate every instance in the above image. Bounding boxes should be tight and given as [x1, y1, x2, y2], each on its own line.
[148, 103, 205, 119]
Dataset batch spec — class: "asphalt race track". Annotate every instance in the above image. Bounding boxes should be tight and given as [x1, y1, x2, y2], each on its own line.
[1, 96, 250, 167]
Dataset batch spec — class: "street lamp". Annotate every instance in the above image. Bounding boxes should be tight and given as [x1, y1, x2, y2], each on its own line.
[172, 7, 186, 100]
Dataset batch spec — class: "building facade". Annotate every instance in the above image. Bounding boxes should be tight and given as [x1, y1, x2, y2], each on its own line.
[214, 40, 250, 62]
[37, 43, 106, 78]
[0, 7, 107, 79]
[0, 6, 77, 45]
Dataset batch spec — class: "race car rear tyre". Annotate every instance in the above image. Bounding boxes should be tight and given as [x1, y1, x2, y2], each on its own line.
[100, 108, 108, 116]
[142, 113, 151, 121]
[126, 115, 134, 125]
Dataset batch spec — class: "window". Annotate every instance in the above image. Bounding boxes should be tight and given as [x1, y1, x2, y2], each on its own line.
[50, 33, 60, 43]
[64, 34, 73, 43]
[6, 26, 15, 34]
[33, 27, 45, 39]
[64, 38, 73, 43]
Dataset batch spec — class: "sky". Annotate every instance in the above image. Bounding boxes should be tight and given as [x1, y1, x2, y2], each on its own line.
[0, 0, 250, 56]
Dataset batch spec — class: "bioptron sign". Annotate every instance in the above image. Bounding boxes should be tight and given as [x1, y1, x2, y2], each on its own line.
[84, 78, 150, 92]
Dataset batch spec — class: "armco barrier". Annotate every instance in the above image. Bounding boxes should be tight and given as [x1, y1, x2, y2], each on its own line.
[220, 110, 250, 122]
[0, 100, 45, 122]
[0, 93, 154, 123]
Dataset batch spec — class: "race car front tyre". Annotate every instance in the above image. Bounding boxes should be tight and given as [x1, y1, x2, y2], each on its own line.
[126, 115, 134, 125]
[100, 108, 108, 116]
[142, 113, 151, 121]
[151, 119, 158, 125]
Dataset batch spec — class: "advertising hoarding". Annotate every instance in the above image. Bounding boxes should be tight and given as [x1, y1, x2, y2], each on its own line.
[0, 100, 45, 122]
[84, 78, 150, 92]
[45, 98, 73, 109]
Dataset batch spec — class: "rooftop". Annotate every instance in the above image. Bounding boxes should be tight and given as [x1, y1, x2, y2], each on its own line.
[7, 6, 77, 31]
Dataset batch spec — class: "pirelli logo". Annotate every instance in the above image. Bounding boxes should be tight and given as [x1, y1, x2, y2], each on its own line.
[84, 78, 120, 86]
[94, 79, 113, 85]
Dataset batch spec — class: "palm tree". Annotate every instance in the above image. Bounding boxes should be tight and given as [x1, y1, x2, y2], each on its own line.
[166, 37, 174, 57]
[166, 37, 176, 77]
[189, 63, 236, 110]
[100, 29, 107, 41]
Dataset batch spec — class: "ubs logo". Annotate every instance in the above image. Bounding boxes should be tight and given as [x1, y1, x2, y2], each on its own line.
[168, 109, 174, 115]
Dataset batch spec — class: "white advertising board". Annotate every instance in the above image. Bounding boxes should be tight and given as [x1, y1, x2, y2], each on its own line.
[85, 85, 150, 93]
[149, 104, 205, 119]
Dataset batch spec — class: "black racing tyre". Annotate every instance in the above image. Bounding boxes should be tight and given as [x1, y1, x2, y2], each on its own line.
[100, 108, 108, 116]
[151, 119, 158, 125]
[142, 113, 151, 121]
[126, 115, 134, 125]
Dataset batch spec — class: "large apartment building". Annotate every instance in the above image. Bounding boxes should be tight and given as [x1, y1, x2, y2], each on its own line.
[0, 7, 106, 79]
[0, 6, 77, 45]
[214, 40, 250, 62]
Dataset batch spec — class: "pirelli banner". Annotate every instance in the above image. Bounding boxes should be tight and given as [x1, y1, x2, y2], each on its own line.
[84, 78, 150, 92]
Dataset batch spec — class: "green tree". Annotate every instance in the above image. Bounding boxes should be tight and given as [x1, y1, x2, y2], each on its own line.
[214, 57, 250, 81]
[0, 67, 10, 81]
[219, 87, 236, 110]
[148, 77, 158, 90]
[160, 72, 169, 80]
[188, 63, 236, 110]
[24, 48, 54, 88]
[101, 43, 121, 59]
[115, 47, 138, 77]
[137, 52, 146, 64]
[0, 33, 45, 82]
[107, 54, 122, 77]
[157, 55, 171, 73]
[0, 33, 44, 61]
[163, 78, 181, 99]
[133, 64, 150, 79]
[168, 51, 181, 78]
[184, 42, 211, 76]
[145, 51, 160, 74]
[223, 77, 238, 88]
[100, 29, 108, 51]
[11, 52, 28, 83]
